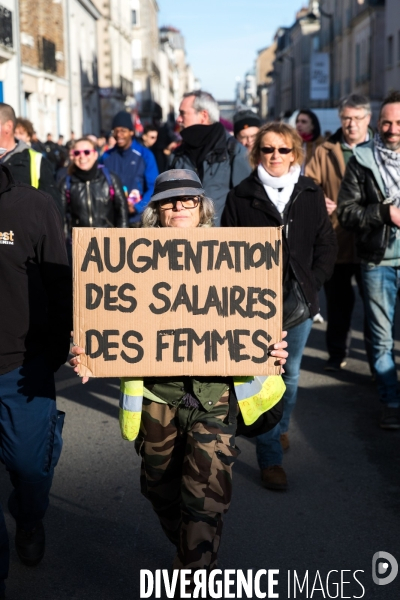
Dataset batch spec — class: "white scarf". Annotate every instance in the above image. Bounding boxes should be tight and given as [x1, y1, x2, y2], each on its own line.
[257, 163, 301, 215]
[374, 133, 400, 206]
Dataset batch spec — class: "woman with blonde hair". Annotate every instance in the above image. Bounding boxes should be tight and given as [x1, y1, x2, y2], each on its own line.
[222, 122, 337, 491]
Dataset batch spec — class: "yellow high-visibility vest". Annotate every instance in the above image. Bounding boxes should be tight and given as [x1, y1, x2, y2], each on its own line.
[118, 376, 285, 442]
[28, 148, 42, 189]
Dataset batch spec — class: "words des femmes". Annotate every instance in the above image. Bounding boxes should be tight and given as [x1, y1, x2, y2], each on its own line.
[73, 228, 283, 378]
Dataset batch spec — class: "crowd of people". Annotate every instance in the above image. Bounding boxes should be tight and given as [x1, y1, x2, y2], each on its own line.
[0, 87, 399, 597]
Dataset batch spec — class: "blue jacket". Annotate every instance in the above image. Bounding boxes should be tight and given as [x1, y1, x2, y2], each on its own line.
[131, 139, 159, 209]
[101, 146, 146, 216]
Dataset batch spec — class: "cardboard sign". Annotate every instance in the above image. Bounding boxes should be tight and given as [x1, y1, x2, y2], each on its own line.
[73, 227, 283, 377]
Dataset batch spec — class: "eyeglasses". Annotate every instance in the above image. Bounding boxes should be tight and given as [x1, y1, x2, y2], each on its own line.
[159, 197, 200, 210]
[72, 149, 96, 157]
[340, 115, 367, 123]
[260, 147, 293, 155]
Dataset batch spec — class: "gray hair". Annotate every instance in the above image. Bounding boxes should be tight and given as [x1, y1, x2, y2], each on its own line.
[338, 94, 371, 116]
[183, 90, 220, 124]
[141, 195, 215, 228]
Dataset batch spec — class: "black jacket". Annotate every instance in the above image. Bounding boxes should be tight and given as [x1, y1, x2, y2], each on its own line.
[60, 167, 128, 231]
[221, 171, 337, 317]
[337, 141, 391, 264]
[2, 144, 62, 213]
[0, 165, 72, 374]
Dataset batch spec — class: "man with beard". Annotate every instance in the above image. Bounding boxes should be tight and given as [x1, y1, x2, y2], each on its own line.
[170, 90, 251, 225]
[338, 91, 400, 430]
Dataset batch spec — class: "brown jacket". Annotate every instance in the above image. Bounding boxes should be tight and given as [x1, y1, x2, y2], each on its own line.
[306, 128, 357, 264]
[303, 135, 325, 170]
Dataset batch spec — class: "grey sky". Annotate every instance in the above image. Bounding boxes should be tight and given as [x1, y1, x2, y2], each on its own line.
[158, 0, 307, 100]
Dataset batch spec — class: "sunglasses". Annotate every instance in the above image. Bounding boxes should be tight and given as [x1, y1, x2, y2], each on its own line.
[159, 197, 200, 210]
[72, 149, 96, 157]
[260, 147, 293, 155]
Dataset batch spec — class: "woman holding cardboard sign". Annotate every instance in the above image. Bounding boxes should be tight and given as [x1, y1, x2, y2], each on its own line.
[71, 169, 288, 587]
[222, 123, 337, 492]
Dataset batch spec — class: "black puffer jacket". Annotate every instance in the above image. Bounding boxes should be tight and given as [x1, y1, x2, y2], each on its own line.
[337, 141, 392, 264]
[221, 170, 337, 317]
[60, 166, 128, 230]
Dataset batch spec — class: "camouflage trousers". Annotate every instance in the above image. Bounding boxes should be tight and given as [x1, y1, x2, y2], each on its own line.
[135, 392, 240, 573]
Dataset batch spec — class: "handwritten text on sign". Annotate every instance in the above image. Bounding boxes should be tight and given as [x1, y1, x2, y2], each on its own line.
[73, 227, 282, 377]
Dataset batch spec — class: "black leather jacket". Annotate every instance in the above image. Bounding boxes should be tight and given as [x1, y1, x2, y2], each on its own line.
[60, 167, 128, 231]
[337, 143, 392, 264]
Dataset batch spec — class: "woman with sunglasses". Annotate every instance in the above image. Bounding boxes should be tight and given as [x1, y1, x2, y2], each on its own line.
[60, 137, 128, 235]
[222, 122, 337, 491]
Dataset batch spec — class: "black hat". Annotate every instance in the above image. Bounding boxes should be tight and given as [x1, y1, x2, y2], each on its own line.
[233, 110, 261, 136]
[151, 169, 205, 202]
[111, 111, 134, 131]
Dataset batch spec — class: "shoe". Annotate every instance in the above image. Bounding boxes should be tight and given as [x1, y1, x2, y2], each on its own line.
[280, 432, 290, 452]
[324, 359, 347, 372]
[15, 521, 45, 566]
[379, 406, 400, 430]
[313, 312, 324, 323]
[261, 465, 288, 491]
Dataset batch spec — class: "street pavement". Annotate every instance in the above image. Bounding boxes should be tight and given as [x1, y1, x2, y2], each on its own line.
[1, 291, 400, 600]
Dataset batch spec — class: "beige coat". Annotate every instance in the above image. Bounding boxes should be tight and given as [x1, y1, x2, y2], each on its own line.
[306, 132, 357, 264]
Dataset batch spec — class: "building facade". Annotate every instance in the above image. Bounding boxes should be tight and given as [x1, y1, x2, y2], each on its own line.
[270, 3, 321, 118]
[67, 0, 101, 137]
[19, 0, 70, 139]
[131, 0, 161, 121]
[0, 1, 21, 112]
[384, 0, 400, 94]
[255, 42, 276, 120]
[93, 0, 133, 132]
[318, 0, 386, 113]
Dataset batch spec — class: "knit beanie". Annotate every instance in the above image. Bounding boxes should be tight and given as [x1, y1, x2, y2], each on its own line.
[233, 110, 261, 136]
[112, 111, 134, 131]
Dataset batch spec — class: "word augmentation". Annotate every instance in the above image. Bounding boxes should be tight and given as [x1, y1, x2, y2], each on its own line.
[81, 236, 281, 274]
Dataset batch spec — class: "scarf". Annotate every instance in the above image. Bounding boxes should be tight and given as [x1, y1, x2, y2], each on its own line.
[374, 134, 400, 206]
[299, 132, 314, 142]
[257, 163, 301, 215]
[180, 122, 227, 179]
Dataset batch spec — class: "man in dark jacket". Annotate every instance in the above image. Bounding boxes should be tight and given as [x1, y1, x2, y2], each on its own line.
[337, 91, 400, 429]
[0, 104, 62, 213]
[0, 165, 72, 596]
[306, 94, 373, 372]
[170, 90, 251, 226]
[102, 111, 158, 226]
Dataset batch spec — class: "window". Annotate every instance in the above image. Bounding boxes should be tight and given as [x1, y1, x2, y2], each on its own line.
[388, 35, 393, 68]
[131, 10, 137, 26]
[0, 6, 13, 48]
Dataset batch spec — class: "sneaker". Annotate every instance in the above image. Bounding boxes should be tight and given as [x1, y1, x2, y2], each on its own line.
[280, 432, 290, 452]
[379, 406, 400, 430]
[324, 359, 347, 372]
[15, 521, 45, 567]
[261, 465, 288, 491]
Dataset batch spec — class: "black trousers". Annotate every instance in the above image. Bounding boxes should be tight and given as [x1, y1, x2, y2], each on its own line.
[324, 263, 373, 368]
